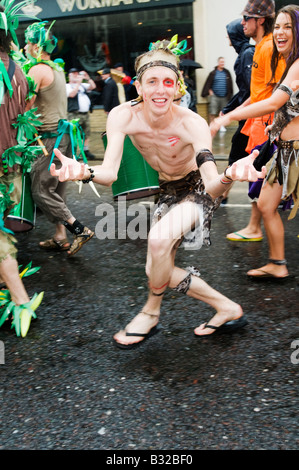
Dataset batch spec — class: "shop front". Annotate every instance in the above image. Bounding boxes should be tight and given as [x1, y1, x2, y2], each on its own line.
[18, 0, 195, 80]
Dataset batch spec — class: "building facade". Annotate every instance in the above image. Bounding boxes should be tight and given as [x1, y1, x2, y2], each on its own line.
[18, 0, 289, 115]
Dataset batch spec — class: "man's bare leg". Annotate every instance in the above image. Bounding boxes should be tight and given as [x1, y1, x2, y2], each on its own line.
[169, 267, 243, 336]
[113, 202, 198, 346]
[113, 202, 244, 345]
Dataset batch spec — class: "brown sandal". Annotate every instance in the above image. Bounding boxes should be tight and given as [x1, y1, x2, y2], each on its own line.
[67, 227, 94, 256]
[39, 237, 70, 251]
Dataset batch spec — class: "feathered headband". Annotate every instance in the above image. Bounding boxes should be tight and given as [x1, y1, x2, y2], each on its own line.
[148, 34, 192, 56]
[0, 0, 38, 48]
[135, 35, 192, 96]
[25, 20, 58, 54]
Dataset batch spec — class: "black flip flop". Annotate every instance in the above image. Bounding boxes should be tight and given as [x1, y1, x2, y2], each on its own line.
[194, 316, 248, 338]
[113, 324, 161, 350]
[247, 272, 291, 281]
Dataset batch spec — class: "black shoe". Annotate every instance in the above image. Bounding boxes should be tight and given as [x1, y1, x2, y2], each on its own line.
[84, 150, 96, 160]
[220, 197, 228, 206]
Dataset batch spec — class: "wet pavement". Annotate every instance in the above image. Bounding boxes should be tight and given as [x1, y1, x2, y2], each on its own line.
[0, 127, 298, 452]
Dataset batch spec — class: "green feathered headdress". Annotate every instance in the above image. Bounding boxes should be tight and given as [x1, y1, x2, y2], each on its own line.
[149, 34, 192, 56]
[25, 20, 58, 54]
[148, 34, 192, 96]
[0, 0, 39, 48]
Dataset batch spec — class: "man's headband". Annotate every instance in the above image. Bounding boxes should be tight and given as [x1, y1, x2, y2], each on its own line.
[136, 60, 180, 81]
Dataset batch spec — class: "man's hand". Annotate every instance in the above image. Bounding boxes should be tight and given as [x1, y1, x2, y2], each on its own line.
[50, 149, 86, 182]
[226, 150, 267, 182]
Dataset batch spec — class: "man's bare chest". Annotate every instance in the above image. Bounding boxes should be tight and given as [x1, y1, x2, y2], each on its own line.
[131, 129, 184, 156]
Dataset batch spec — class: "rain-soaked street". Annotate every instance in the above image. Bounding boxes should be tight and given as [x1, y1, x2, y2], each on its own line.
[0, 128, 298, 453]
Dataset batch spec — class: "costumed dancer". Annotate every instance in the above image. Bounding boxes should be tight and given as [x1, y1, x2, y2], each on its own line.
[23, 20, 94, 256]
[50, 35, 267, 348]
[0, 0, 43, 338]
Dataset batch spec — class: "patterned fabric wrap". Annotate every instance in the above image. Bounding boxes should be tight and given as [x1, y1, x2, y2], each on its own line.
[172, 266, 201, 294]
[270, 84, 299, 143]
[151, 170, 221, 250]
[265, 141, 299, 219]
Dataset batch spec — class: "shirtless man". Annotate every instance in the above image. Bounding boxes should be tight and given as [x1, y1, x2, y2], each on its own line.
[50, 45, 266, 348]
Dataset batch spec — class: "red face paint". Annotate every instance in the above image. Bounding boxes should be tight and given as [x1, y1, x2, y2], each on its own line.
[163, 79, 175, 88]
[168, 136, 180, 147]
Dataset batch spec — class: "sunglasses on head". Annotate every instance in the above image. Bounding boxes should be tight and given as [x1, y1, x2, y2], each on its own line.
[243, 15, 255, 21]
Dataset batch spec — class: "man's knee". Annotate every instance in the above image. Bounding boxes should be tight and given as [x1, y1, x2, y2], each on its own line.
[147, 234, 173, 260]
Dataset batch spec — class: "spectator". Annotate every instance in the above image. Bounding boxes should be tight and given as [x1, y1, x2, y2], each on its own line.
[98, 68, 120, 114]
[201, 56, 233, 127]
[66, 68, 97, 160]
[178, 65, 197, 113]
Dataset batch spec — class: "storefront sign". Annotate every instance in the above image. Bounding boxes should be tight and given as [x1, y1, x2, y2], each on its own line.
[21, 0, 194, 20]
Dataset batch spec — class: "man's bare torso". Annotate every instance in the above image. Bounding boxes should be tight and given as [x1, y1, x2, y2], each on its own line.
[110, 101, 211, 181]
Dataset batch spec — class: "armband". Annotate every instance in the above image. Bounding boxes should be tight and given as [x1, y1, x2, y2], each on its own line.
[196, 149, 215, 168]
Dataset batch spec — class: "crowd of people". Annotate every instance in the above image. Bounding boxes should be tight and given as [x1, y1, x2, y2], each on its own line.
[0, 0, 298, 343]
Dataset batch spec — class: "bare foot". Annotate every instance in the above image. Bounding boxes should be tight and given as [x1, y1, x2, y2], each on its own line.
[194, 305, 243, 337]
[113, 311, 159, 347]
[226, 229, 263, 241]
[247, 262, 289, 279]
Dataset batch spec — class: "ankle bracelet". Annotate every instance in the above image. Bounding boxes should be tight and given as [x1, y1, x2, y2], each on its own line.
[141, 311, 159, 318]
[269, 258, 287, 265]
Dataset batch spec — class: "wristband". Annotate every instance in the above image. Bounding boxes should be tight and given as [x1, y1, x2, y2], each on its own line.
[223, 165, 233, 181]
[82, 167, 95, 183]
[220, 177, 232, 185]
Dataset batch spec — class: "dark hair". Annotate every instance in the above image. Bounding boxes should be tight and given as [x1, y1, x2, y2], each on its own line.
[0, 5, 12, 52]
[269, 4, 299, 86]
[263, 16, 275, 36]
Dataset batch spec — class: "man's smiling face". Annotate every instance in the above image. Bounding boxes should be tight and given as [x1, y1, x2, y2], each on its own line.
[136, 66, 178, 115]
